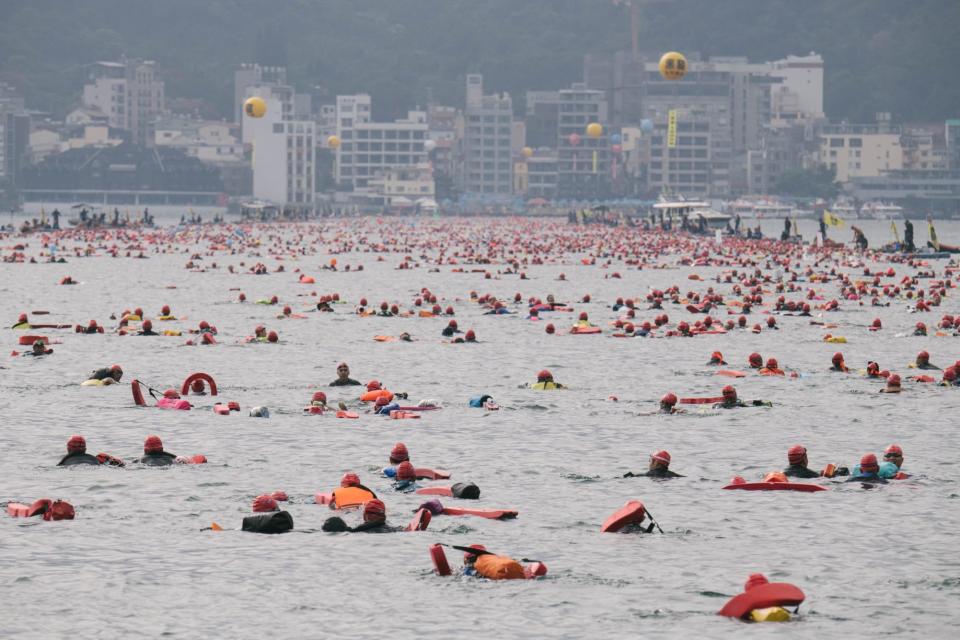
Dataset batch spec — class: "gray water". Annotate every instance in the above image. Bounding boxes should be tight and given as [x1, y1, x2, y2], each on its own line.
[1, 217, 959, 639]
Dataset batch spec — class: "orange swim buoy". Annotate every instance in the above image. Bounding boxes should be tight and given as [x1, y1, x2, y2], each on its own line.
[360, 389, 393, 403]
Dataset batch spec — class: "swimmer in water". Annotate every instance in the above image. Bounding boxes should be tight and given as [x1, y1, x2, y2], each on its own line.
[441, 319, 461, 337]
[322, 499, 396, 533]
[242, 495, 294, 534]
[12, 313, 30, 329]
[878, 374, 902, 393]
[530, 369, 564, 390]
[658, 393, 683, 414]
[748, 353, 763, 369]
[382, 442, 410, 477]
[847, 454, 887, 484]
[714, 385, 771, 409]
[138, 319, 158, 336]
[913, 350, 940, 370]
[624, 450, 684, 478]
[830, 352, 849, 372]
[707, 351, 727, 366]
[24, 340, 53, 356]
[391, 461, 419, 492]
[783, 445, 847, 478]
[330, 362, 361, 386]
[87, 364, 123, 384]
[57, 435, 101, 466]
[135, 435, 177, 466]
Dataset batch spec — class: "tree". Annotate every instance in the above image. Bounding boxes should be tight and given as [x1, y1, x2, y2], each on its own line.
[774, 165, 840, 199]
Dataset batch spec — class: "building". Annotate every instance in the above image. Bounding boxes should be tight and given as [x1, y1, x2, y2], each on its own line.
[901, 124, 951, 172]
[947, 120, 960, 168]
[645, 109, 717, 197]
[847, 169, 960, 213]
[154, 116, 244, 163]
[82, 59, 164, 146]
[745, 125, 808, 195]
[525, 90, 561, 149]
[463, 74, 513, 195]
[556, 83, 609, 199]
[243, 95, 315, 207]
[364, 163, 435, 209]
[524, 154, 559, 199]
[334, 95, 428, 191]
[0, 108, 30, 191]
[818, 121, 903, 183]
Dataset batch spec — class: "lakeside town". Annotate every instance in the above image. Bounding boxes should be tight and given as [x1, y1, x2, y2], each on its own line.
[2, 50, 958, 224]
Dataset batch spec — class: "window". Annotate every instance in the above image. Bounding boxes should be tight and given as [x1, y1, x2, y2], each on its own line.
[830, 138, 844, 148]
[273, 123, 284, 133]
[849, 138, 862, 148]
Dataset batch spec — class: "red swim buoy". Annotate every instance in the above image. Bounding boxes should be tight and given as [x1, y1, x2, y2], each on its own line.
[430, 543, 452, 576]
[181, 372, 218, 396]
[131, 380, 147, 406]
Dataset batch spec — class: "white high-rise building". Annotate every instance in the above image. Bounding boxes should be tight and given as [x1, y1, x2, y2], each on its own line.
[81, 59, 164, 146]
[243, 95, 315, 207]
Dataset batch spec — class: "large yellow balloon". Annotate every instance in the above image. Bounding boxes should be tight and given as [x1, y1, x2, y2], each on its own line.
[521, 146, 533, 158]
[586, 123, 603, 139]
[659, 52, 688, 81]
[327, 135, 341, 149]
[243, 96, 267, 118]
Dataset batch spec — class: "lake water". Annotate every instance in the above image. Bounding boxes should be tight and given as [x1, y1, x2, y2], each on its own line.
[2, 217, 958, 639]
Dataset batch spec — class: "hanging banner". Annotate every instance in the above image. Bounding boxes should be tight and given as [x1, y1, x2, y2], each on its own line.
[667, 110, 677, 149]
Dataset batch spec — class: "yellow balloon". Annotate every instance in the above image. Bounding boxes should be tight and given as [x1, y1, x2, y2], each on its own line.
[659, 52, 688, 81]
[243, 96, 267, 118]
[521, 146, 533, 158]
[586, 123, 603, 138]
[327, 135, 341, 149]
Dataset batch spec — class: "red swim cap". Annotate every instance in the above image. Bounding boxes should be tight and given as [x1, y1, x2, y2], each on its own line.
[917, 350, 929, 363]
[142, 319, 153, 331]
[661, 392, 677, 407]
[111, 364, 123, 373]
[711, 351, 724, 362]
[884, 444, 903, 458]
[860, 453, 879, 472]
[579, 312, 588, 321]
[651, 450, 671, 465]
[312, 391, 327, 404]
[363, 499, 386, 522]
[163, 389, 180, 399]
[134, 308, 143, 318]
[832, 352, 844, 364]
[537, 369, 553, 382]
[945, 367, 957, 382]
[190, 379, 205, 393]
[766, 316, 776, 327]
[67, 435, 86, 453]
[390, 442, 409, 464]
[397, 461, 415, 481]
[252, 494, 279, 513]
[88, 319, 97, 327]
[872, 318, 881, 328]
[766, 358, 779, 370]
[283, 305, 291, 315]
[267, 331, 278, 343]
[199, 320, 210, 330]
[545, 323, 555, 334]
[446, 306, 455, 315]
[18, 313, 27, 323]
[886, 374, 901, 388]
[201, 333, 215, 344]
[341, 472, 360, 487]
[722, 385, 737, 399]
[367, 380, 381, 391]
[744, 573, 769, 592]
[271, 490, 288, 502]
[787, 444, 806, 465]
[448, 319, 458, 329]
[465, 329, 476, 341]
[748, 353, 763, 367]
[144, 435, 163, 454]
[463, 543, 487, 564]
[161, 305, 170, 315]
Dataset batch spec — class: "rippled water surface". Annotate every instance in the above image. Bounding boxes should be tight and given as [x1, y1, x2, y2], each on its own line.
[2, 217, 959, 639]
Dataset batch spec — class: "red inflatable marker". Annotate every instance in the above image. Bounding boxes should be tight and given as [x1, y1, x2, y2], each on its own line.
[680, 396, 724, 405]
[722, 482, 826, 492]
[29, 324, 72, 329]
[601, 500, 646, 533]
[718, 583, 805, 619]
[7, 503, 30, 517]
[181, 372, 218, 396]
[430, 543, 452, 576]
[336, 411, 359, 419]
[414, 468, 451, 480]
[416, 487, 453, 497]
[716, 370, 747, 378]
[406, 508, 432, 531]
[18, 335, 48, 346]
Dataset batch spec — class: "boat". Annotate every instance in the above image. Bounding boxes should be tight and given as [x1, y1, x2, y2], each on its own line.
[652, 196, 731, 230]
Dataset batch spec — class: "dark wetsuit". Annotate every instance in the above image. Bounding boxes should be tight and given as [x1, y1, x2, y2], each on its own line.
[138, 451, 177, 466]
[58, 452, 101, 466]
[441, 326, 457, 337]
[624, 468, 684, 478]
[242, 510, 293, 534]
[784, 464, 819, 479]
[330, 378, 361, 386]
[916, 363, 940, 370]
[847, 474, 887, 484]
[350, 520, 401, 533]
[138, 329, 158, 336]
[89, 367, 115, 381]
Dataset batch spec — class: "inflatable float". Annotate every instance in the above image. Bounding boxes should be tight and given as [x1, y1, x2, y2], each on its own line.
[131, 380, 191, 410]
[718, 580, 805, 621]
[429, 544, 547, 580]
[415, 482, 480, 499]
[181, 372, 218, 396]
[315, 486, 376, 509]
[601, 500, 648, 533]
[723, 476, 826, 492]
[417, 499, 517, 520]
[7, 498, 75, 521]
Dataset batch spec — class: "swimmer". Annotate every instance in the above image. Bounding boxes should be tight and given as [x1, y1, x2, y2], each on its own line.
[88, 364, 123, 384]
[913, 350, 940, 370]
[399, 332, 413, 342]
[847, 454, 887, 484]
[714, 385, 771, 409]
[865, 361, 884, 379]
[914, 322, 927, 337]
[12, 313, 29, 329]
[624, 450, 684, 478]
[441, 319, 461, 337]
[57, 435, 100, 466]
[322, 499, 397, 533]
[879, 444, 907, 478]
[307, 391, 327, 411]
[759, 358, 784, 376]
[707, 351, 727, 366]
[783, 445, 846, 478]
[748, 352, 763, 369]
[658, 393, 683, 414]
[392, 461, 419, 492]
[530, 369, 564, 390]
[330, 362, 361, 386]
[24, 340, 53, 356]
[879, 374, 902, 393]
[138, 319, 158, 336]
[830, 352, 849, 372]
[135, 435, 177, 467]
